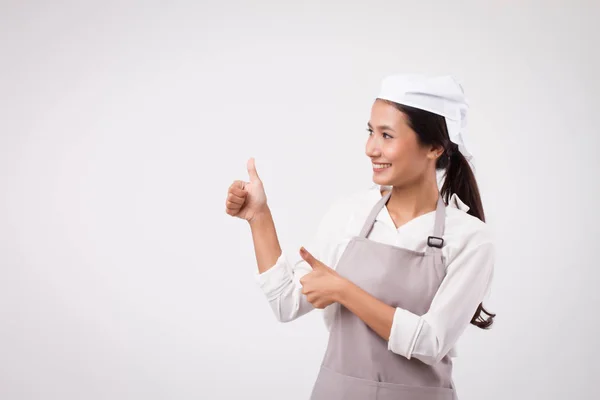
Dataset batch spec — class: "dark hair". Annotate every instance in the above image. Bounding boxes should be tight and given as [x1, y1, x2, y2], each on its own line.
[381, 99, 496, 329]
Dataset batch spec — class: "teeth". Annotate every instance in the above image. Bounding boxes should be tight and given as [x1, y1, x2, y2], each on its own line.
[373, 163, 391, 168]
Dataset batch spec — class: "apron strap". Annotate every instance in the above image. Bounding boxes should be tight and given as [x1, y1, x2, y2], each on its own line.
[358, 190, 392, 238]
[425, 194, 447, 254]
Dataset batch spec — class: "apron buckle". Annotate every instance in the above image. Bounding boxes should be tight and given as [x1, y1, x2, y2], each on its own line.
[427, 236, 444, 248]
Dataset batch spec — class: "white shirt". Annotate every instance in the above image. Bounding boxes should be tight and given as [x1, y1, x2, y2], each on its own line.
[254, 184, 495, 366]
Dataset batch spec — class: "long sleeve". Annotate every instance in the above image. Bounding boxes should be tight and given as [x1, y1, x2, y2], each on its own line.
[254, 250, 315, 322]
[254, 197, 347, 323]
[387, 241, 495, 365]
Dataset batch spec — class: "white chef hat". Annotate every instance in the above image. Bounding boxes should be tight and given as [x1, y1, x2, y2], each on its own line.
[375, 73, 473, 161]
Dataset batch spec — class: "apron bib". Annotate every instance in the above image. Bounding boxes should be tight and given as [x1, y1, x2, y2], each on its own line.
[310, 190, 457, 400]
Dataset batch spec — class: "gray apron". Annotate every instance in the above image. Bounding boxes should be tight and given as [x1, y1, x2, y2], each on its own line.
[310, 190, 458, 400]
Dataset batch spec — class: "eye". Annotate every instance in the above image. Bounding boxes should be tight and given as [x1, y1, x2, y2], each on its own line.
[366, 128, 392, 139]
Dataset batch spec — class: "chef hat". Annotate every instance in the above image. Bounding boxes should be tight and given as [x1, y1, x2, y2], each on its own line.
[376, 73, 473, 161]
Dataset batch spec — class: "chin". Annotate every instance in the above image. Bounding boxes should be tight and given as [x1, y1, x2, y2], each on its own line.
[372, 168, 400, 186]
[372, 176, 393, 185]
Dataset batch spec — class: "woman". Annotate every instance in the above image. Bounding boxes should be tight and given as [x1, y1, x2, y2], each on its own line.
[225, 74, 495, 400]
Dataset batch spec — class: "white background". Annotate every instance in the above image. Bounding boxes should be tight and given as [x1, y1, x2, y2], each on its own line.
[1, 1, 599, 399]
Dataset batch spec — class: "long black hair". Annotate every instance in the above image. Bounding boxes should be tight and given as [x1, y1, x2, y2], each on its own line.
[380, 99, 495, 329]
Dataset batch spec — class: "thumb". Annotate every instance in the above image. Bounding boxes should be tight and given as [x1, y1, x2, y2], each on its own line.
[300, 247, 324, 269]
[247, 157, 261, 183]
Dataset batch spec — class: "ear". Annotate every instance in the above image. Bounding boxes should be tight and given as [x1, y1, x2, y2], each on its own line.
[427, 144, 445, 160]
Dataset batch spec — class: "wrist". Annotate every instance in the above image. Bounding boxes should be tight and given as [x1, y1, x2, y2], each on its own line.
[335, 277, 352, 304]
[248, 206, 271, 225]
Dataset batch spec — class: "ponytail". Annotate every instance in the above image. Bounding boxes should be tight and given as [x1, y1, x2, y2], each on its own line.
[441, 144, 495, 329]
[440, 145, 484, 222]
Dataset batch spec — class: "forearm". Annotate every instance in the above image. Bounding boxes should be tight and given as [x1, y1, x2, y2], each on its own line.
[337, 280, 395, 342]
[249, 207, 283, 274]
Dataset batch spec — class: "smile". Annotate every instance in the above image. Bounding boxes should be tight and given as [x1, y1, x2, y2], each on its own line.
[373, 163, 392, 169]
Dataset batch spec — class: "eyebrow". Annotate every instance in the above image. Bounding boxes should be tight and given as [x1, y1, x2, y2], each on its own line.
[367, 122, 396, 132]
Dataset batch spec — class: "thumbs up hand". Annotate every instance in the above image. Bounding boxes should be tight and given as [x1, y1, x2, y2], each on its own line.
[299, 247, 348, 309]
[225, 157, 268, 222]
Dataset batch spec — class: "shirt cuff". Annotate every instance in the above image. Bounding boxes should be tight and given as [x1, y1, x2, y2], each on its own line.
[387, 307, 424, 359]
[254, 252, 293, 300]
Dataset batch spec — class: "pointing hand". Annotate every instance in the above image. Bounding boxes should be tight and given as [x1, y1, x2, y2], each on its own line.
[299, 247, 347, 309]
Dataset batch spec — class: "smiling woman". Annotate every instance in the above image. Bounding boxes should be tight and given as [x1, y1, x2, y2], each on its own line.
[226, 73, 495, 400]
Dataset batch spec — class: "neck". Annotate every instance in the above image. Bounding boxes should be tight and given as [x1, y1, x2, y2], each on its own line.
[384, 173, 439, 221]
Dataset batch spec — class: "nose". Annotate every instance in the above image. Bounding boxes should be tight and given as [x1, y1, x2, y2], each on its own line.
[365, 135, 381, 158]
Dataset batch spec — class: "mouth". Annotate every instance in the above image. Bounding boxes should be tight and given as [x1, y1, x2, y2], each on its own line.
[372, 163, 392, 172]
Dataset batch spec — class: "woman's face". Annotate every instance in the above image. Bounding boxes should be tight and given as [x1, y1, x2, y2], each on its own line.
[365, 99, 435, 187]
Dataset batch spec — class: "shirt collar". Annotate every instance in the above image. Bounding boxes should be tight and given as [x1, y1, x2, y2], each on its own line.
[372, 184, 471, 215]
[447, 192, 470, 212]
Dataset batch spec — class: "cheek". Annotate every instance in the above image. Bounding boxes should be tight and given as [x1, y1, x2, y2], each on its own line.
[384, 141, 409, 163]
[386, 141, 424, 173]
